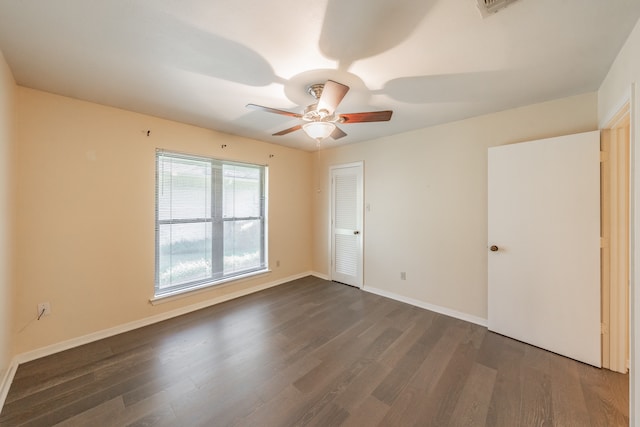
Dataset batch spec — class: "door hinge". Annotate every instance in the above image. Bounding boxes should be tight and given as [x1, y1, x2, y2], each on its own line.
[600, 151, 608, 162]
[601, 322, 608, 334]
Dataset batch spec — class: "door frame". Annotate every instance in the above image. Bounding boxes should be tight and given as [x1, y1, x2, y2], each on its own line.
[328, 161, 364, 288]
[602, 102, 631, 373]
[601, 85, 638, 424]
[628, 82, 639, 426]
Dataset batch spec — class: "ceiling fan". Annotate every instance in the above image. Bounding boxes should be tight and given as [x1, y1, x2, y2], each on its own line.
[246, 80, 393, 142]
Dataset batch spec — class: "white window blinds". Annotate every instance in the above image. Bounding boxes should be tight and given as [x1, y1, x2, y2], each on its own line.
[155, 151, 266, 296]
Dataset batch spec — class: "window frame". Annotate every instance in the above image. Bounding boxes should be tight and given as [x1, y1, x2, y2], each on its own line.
[154, 150, 268, 298]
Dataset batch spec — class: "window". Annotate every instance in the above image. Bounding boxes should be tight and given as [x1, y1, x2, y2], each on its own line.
[155, 150, 267, 297]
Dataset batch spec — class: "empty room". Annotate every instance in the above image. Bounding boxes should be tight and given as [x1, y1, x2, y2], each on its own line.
[1, 0, 640, 425]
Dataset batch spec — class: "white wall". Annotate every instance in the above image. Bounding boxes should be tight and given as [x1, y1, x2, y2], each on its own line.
[0, 50, 15, 391]
[598, 15, 640, 426]
[313, 93, 598, 322]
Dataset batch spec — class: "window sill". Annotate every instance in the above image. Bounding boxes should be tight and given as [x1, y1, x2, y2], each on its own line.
[149, 269, 271, 305]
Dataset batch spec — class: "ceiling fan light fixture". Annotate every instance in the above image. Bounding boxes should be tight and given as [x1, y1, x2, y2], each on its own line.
[302, 122, 335, 141]
[248, 79, 393, 142]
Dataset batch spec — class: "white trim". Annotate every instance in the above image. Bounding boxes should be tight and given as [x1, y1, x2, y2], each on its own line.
[0, 357, 19, 412]
[364, 286, 488, 327]
[330, 161, 365, 171]
[601, 92, 632, 129]
[310, 271, 330, 280]
[14, 272, 312, 365]
[150, 269, 271, 304]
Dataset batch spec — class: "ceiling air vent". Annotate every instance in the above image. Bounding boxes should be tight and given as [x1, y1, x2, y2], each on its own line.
[477, 0, 520, 17]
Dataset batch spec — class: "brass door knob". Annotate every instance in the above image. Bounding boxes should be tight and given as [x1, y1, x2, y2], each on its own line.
[490, 245, 499, 252]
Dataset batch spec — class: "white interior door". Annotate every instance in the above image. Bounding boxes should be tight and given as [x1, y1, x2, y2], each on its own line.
[331, 163, 363, 288]
[488, 131, 601, 367]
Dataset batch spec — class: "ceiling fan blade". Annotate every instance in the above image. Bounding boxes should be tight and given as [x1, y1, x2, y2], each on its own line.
[272, 124, 302, 136]
[317, 80, 349, 115]
[340, 110, 393, 123]
[246, 103, 302, 118]
[330, 126, 347, 140]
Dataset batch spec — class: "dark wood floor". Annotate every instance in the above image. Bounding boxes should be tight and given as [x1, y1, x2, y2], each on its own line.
[0, 276, 629, 426]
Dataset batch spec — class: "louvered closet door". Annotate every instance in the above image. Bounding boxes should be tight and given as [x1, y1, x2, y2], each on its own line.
[331, 163, 363, 288]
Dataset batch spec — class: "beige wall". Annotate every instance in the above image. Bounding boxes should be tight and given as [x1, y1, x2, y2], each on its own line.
[598, 15, 640, 425]
[312, 92, 597, 320]
[12, 88, 313, 354]
[0, 51, 15, 382]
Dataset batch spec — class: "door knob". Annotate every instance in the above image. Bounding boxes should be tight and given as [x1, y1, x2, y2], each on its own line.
[354, 231, 360, 235]
[490, 245, 499, 252]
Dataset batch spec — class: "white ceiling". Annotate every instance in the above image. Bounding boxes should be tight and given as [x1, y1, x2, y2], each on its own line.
[0, 0, 639, 151]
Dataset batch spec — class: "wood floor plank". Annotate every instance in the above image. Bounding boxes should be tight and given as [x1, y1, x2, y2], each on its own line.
[414, 341, 478, 426]
[53, 396, 125, 427]
[125, 405, 176, 427]
[14, 358, 169, 427]
[475, 330, 506, 370]
[229, 353, 324, 425]
[286, 327, 404, 426]
[578, 362, 629, 427]
[371, 315, 449, 405]
[340, 395, 389, 427]
[485, 341, 525, 427]
[232, 384, 305, 427]
[329, 361, 390, 414]
[376, 312, 435, 370]
[549, 353, 591, 427]
[407, 324, 466, 393]
[448, 362, 497, 427]
[518, 365, 554, 426]
[118, 378, 194, 427]
[12, 340, 113, 381]
[1, 345, 158, 426]
[0, 277, 629, 427]
[376, 324, 467, 426]
[305, 403, 350, 427]
[376, 385, 426, 426]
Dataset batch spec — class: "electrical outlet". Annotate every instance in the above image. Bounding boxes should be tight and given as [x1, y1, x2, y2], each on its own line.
[400, 272, 406, 280]
[37, 302, 51, 318]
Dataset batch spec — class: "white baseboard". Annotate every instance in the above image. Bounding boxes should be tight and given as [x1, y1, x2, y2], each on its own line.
[15, 271, 314, 366]
[364, 286, 488, 327]
[310, 271, 330, 280]
[0, 357, 19, 412]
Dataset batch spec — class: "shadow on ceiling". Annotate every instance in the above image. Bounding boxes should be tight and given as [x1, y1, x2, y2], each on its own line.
[319, 0, 439, 71]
